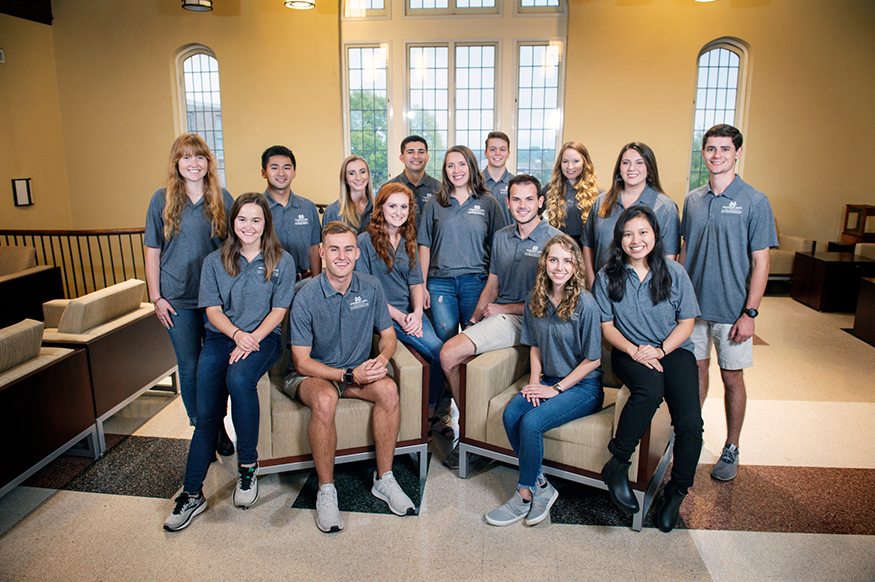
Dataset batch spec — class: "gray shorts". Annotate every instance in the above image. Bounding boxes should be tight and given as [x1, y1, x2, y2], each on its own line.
[461, 313, 523, 355]
[282, 370, 346, 401]
[690, 318, 753, 370]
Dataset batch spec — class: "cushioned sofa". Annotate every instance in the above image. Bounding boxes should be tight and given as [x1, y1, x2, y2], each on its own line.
[41, 279, 178, 454]
[0, 246, 64, 328]
[769, 224, 816, 281]
[0, 319, 96, 497]
[458, 340, 674, 531]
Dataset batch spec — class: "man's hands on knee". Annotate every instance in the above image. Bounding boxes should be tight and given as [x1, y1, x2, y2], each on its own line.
[352, 357, 389, 385]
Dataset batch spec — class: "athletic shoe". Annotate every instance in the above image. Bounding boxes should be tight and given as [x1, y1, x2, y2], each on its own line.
[443, 445, 460, 469]
[315, 483, 344, 533]
[371, 471, 415, 516]
[163, 492, 207, 532]
[711, 444, 740, 481]
[525, 479, 558, 526]
[233, 464, 258, 508]
[485, 491, 531, 526]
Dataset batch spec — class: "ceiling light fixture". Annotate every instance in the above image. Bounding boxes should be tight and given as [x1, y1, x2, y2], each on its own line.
[285, 0, 316, 9]
[182, 0, 213, 11]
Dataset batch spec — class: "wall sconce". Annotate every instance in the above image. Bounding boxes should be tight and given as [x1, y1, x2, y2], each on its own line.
[182, 0, 213, 11]
[285, 0, 316, 9]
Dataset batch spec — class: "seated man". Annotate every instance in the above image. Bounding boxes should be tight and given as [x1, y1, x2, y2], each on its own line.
[284, 221, 415, 532]
[440, 175, 561, 468]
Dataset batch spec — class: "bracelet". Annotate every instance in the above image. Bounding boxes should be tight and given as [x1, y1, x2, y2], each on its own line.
[232, 329, 240, 340]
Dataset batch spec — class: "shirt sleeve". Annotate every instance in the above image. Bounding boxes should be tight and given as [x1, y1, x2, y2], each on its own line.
[657, 198, 681, 256]
[144, 190, 166, 248]
[520, 302, 537, 348]
[288, 289, 314, 347]
[591, 270, 614, 322]
[578, 293, 603, 361]
[322, 202, 339, 227]
[355, 233, 372, 275]
[373, 281, 393, 332]
[580, 202, 597, 249]
[416, 200, 435, 247]
[197, 253, 223, 309]
[308, 202, 322, 246]
[749, 195, 779, 252]
[271, 252, 297, 310]
[680, 195, 692, 242]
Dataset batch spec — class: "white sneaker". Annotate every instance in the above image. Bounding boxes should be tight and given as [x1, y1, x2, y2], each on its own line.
[163, 492, 207, 532]
[315, 483, 344, 533]
[485, 491, 531, 526]
[233, 464, 258, 508]
[525, 479, 558, 526]
[371, 471, 415, 516]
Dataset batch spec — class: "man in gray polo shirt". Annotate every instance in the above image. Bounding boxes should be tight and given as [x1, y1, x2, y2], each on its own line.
[482, 131, 515, 226]
[383, 135, 442, 224]
[439, 174, 561, 468]
[679, 124, 778, 482]
[260, 145, 322, 282]
[284, 221, 415, 532]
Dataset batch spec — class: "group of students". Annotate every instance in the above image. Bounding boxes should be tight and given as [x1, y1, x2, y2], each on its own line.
[147, 122, 777, 534]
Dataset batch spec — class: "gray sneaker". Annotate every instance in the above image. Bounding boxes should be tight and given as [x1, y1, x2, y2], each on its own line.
[315, 483, 344, 533]
[525, 479, 558, 526]
[711, 444, 740, 481]
[163, 492, 207, 532]
[485, 491, 531, 526]
[371, 471, 415, 516]
[443, 444, 460, 469]
[233, 464, 258, 508]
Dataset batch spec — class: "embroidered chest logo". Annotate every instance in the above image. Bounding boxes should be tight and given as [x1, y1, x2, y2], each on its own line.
[422, 192, 434, 204]
[468, 204, 486, 216]
[349, 295, 369, 310]
[524, 244, 540, 257]
[721, 201, 743, 215]
[294, 214, 309, 226]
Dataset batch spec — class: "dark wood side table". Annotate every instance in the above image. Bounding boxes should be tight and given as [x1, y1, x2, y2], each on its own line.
[791, 252, 875, 312]
[853, 278, 875, 346]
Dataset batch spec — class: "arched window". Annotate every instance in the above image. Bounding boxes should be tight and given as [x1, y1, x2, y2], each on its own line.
[177, 46, 226, 185]
[688, 39, 748, 190]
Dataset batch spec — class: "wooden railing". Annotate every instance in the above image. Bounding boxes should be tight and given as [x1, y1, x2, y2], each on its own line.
[1, 229, 146, 299]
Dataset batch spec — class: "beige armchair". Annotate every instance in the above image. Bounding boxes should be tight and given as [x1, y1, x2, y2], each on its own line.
[0, 246, 63, 328]
[458, 341, 673, 531]
[255, 338, 429, 481]
[770, 223, 816, 281]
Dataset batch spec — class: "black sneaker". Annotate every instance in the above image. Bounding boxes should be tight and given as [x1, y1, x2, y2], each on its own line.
[163, 492, 207, 531]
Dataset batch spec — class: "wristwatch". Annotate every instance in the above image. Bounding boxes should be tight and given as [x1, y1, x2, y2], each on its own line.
[742, 307, 759, 318]
[343, 368, 355, 384]
[553, 383, 563, 394]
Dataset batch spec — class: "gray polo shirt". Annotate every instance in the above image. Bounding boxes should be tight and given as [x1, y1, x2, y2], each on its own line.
[592, 260, 700, 354]
[489, 220, 561, 304]
[383, 172, 442, 228]
[542, 179, 585, 238]
[483, 169, 515, 225]
[263, 189, 320, 274]
[355, 231, 423, 312]
[581, 186, 681, 273]
[520, 292, 603, 380]
[417, 193, 507, 278]
[681, 175, 778, 324]
[145, 188, 235, 309]
[288, 271, 392, 370]
[322, 199, 373, 234]
[198, 250, 296, 336]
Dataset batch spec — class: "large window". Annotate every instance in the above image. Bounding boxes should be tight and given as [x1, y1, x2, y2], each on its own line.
[178, 47, 226, 185]
[516, 42, 562, 185]
[688, 39, 748, 190]
[347, 46, 390, 184]
[406, 0, 498, 16]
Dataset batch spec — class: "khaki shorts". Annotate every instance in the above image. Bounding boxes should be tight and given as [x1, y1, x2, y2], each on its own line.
[282, 370, 345, 401]
[462, 313, 523, 355]
[690, 318, 753, 370]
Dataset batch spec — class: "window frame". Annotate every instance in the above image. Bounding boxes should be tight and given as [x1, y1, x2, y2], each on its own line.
[404, 0, 500, 18]
[515, 0, 565, 16]
[342, 0, 390, 20]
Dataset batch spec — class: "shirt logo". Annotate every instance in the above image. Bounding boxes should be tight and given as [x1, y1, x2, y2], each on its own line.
[294, 214, 309, 225]
[524, 244, 540, 257]
[421, 192, 433, 204]
[349, 295, 369, 310]
[468, 204, 486, 216]
[721, 201, 743, 215]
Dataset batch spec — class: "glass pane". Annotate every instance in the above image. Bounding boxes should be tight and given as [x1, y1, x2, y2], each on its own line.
[348, 46, 389, 184]
[455, 45, 495, 167]
[182, 52, 226, 186]
[516, 43, 561, 184]
[409, 45, 449, 174]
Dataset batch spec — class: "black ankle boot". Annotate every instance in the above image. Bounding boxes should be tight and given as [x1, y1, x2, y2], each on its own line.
[657, 482, 687, 533]
[216, 424, 235, 457]
[601, 456, 639, 515]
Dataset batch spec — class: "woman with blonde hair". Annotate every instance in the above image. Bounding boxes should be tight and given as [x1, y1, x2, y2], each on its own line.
[542, 141, 600, 240]
[323, 155, 374, 233]
[485, 234, 603, 527]
[145, 134, 235, 453]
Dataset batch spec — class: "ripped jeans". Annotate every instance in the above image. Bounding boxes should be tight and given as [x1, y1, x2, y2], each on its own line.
[426, 273, 488, 343]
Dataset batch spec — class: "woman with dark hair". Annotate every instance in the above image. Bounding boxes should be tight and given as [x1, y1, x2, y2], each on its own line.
[581, 142, 679, 289]
[417, 145, 506, 342]
[592, 206, 702, 533]
[542, 141, 600, 239]
[356, 183, 450, 438]
[164, 192, 296, 532]
[145, 133, 235, 453]
[323, 155, 375, 233]
[485, 234, 603, 527]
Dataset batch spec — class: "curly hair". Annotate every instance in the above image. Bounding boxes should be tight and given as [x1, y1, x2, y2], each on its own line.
[435, 145, 489, 207]
[600, 142, 664, 218]
[163, 134, 227, 240]
[221, 192, 284, 282]
[530, 234, 587, 321]
[337, 155, 374, 229]
[367, 183, 418, 273]
[544, 141, 599, 230]
[603, 206, 671, 305]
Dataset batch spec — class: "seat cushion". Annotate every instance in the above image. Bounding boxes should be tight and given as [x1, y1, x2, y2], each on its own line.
[770, 249, 796, 276]
[0, 247, 37, 276]
[57, 279, 146, 334]
[0, 319, 44, 374]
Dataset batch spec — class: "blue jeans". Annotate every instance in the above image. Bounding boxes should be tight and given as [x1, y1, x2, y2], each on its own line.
[394, 315, 445, 408]
[427, 274, 488, 343]
[502, 375, 603, 490]
[165, 307, 206, 425]
[183, 330, 282, 494]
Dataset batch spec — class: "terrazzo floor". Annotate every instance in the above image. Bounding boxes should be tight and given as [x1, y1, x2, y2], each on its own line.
[1, 296, 874, 581]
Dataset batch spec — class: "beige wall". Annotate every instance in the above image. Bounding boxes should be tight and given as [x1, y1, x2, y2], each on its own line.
[564, 0, 875, 247]
[0, 14, 73, 229]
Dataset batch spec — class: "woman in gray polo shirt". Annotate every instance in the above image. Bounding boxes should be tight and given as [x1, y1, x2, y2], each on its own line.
[486, 234, 603, 527]
[542, 141, 600, 239]
[322, 155, 374, 234]
[592, 206, 702, 533]
[164, 193, 295, 532]
[145, 134, 235, 451]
